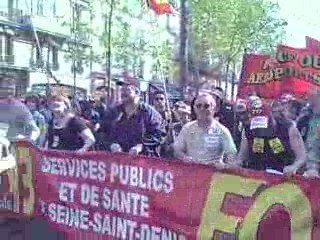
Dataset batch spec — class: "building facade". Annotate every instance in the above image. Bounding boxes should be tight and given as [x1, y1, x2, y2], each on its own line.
[0, 0, 93, 96]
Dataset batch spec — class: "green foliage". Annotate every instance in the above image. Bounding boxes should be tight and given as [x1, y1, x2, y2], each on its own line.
[191, 0, 286, 64]
[60, 0, 174, 79]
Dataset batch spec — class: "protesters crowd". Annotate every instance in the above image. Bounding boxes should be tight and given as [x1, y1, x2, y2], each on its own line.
[1, 78, 320, 179]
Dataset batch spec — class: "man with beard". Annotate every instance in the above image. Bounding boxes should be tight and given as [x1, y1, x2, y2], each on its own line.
[102, 84, 166, 157]
[237, 99, 306, 176]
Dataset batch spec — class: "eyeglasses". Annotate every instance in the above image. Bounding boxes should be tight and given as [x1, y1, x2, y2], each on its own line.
[195, 103, 211, 110]
[155, 97, 165, 101]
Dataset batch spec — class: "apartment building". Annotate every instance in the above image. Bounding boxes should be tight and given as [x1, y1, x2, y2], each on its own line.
[0, 0, 93, 96]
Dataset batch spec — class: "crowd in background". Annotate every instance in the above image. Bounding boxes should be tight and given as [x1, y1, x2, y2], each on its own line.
[1, 78, 320, 179]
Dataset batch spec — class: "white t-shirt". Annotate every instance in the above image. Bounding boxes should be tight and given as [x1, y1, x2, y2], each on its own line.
[173, 120, 237, 165]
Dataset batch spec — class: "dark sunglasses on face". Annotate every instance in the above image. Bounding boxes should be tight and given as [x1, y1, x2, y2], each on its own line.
[196, 103, 211, 110]
[155, 97, 165, 101]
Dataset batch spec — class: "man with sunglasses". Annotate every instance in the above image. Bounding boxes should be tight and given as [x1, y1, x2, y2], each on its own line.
[173, 93, 237, 168]
[237, 99, 306, 176]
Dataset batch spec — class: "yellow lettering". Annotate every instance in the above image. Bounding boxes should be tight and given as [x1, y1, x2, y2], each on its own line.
[238, 183, 312, 240]
[247, 73, 256, 83]
[300, 55, 313, 68]
[256, 73, 264, 83]
[276, 51, 293, 63]
[268, 138, 285, 154]
[312, 74, 320, 85]
[7, 168, 19, 213]
[274, 68, 284, 80]
[313, 55, 320, 69]
[252, 138, 264, 153]
[197, 174, 264, 239]
[16, 147, 35, 216]
[154, 0, 169, 4]
[264, 70, 274, 82]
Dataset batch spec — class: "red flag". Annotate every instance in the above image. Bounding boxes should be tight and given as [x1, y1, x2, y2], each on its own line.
[306, 36, 320, 50]
[146, 0, 176, 15]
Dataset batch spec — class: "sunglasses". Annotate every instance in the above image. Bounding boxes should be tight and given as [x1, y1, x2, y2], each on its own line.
[155, 97, 165, 101]
[195, 103, 211, 110]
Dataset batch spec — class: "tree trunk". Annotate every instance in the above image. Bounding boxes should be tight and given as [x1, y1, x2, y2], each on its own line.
[106, 0, 115, 102]
[179, 0, 188, 93]
[224, 58, 230, 96]
[230, 62, 236, 100]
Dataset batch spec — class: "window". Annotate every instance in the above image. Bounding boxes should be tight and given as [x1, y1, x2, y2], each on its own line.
[0, 37, 2, 58]
[37, 0, 43, 15]
[5, 36, 13, 56]
[36, 45, 42, 64]
[42, 0, 55, 17]
[52, 46, 58, 69]
[55, 0, 69, 17]
[18, 0, 31, 15]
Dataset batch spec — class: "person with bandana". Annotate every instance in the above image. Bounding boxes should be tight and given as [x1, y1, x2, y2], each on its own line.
[171, 101, 191, 136]
[47, 95, 95, 152]
[237, 99, 306, 175]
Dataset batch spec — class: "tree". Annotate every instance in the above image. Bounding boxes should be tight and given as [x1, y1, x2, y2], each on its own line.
[98, 0, 174, 80]
[62, 0, 100, 75]
[189, 0, 286, 88]
[60, 0, 176, 92]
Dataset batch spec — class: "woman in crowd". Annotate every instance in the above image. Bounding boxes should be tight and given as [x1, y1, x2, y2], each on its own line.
[24, 94, 47, 147]
[47, 95, 95, 152]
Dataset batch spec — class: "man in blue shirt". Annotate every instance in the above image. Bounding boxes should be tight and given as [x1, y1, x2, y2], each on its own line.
[102, 84, 166, 157]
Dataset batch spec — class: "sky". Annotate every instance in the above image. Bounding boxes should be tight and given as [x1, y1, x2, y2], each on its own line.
[275, 0, 320, 47]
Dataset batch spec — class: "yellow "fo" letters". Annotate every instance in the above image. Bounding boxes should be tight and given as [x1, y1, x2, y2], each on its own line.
[197, 174, 313, 240]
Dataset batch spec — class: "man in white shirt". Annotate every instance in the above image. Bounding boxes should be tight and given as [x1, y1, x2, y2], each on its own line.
[173, 93, 237, 168]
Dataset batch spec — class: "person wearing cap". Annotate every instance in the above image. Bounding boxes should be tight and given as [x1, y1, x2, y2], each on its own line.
[237, 99, 306, 176]
[102, 84, 166, 157]
[171, 102, 191, 136]
[0, 79, 40, 145]
[211, 87, 234, 133]
[279, 94, 302, 126]
[234, 99, 250, 149]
